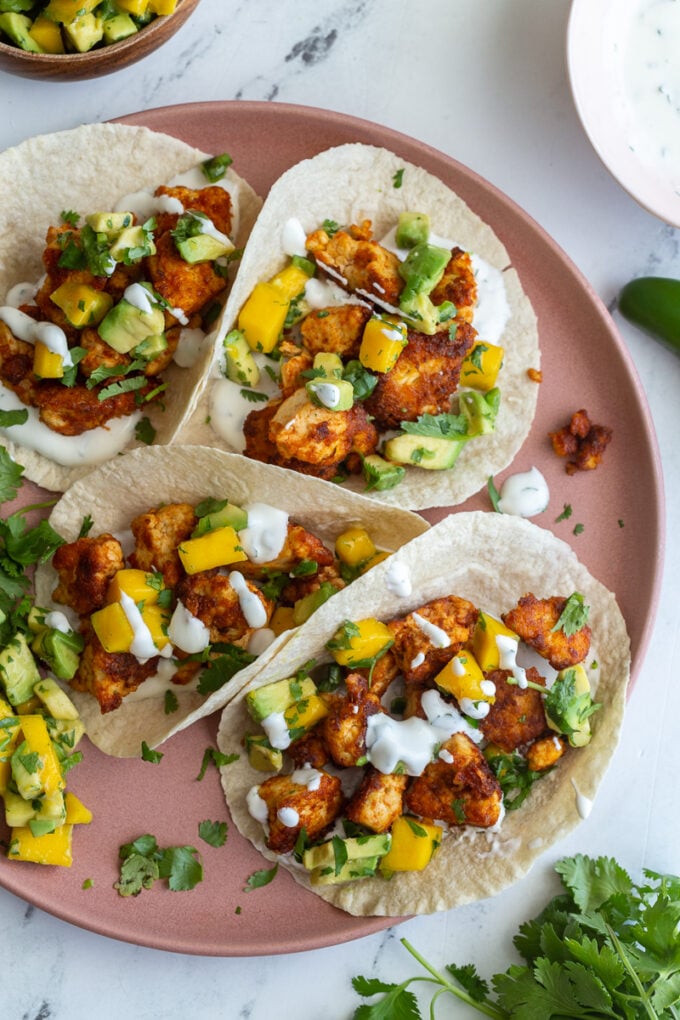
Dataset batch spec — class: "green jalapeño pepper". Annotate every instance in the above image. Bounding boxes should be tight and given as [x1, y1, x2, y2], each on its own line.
[618, 276, 680, 355]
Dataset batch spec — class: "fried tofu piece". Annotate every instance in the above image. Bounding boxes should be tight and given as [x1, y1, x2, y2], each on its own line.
[299, 304, 372, 359]
[526, 733, 567, 772]
[243, 400, 341, 482]
[174, 570, 274, 645]
[306, 221, 403, 304]
[479, 667, 548, 752]
[269, 388, 379, 469]
[363, 322, 476, 430]
[355, 647, 400, 700]
[287, 727, 331, 769]
[279, 347, 313, 398]
[129, 502, 197, 588]
[52, 533, 125, 615]
[404, 732, 502, 828]
[429, 247, 478, 324]
[32, 377, 155, 436]
[549, 408, 613, 474]
[257, 769, 344, 855]
[280, 562, 345, 607]
[0, 320, 36, 407]
[79, 327, 130, 379]
[236, 522, 335, 581]
[502, 593, 592, 670]
[147, 231, 226, 318]
[70, 622, 158, 713]
[388, 595, 479, 684]
[154, 184, 233, 237]
[321, 672, 384, 768]
[345, 768, 409, 833]
[402, 680, 430, 719]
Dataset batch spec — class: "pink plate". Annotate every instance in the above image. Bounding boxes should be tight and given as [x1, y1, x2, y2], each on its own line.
[0, 101, 663, 956]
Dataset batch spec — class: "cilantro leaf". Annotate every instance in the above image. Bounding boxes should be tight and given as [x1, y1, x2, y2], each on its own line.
[197, 646, 257, 694]
[487, 475, 502, 513]
[0, 408, 29, 430]
[114, 853, 160, 896]
[244, 863, 278, 891]
[0, 447, 24, 503]
[164, 689, 179, 715]
[157, 845, 203, 891]
[141, 741, 163, 763]
[135, 416, 156, 446]
[551, 592, 590, 635]
[401, 412, 468, 439]
[201, 152, 233, 182]
[196, 745, 239, 781]
[199, 819, 228, 848]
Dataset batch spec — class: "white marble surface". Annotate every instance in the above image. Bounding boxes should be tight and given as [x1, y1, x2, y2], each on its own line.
[1, 1, 679, 1018]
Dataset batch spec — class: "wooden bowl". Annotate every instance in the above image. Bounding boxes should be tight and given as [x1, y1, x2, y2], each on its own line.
[0, 0, 200, 81]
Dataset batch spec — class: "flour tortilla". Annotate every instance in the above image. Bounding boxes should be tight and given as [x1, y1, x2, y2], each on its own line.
[0, 122, 262, 491]
[33, 443, 429, 757]
[218, 512, 630, 916]
[178, 143, 539, 509]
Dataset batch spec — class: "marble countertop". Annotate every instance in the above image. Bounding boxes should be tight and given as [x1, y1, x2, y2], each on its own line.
[1, 2, 679, 1018]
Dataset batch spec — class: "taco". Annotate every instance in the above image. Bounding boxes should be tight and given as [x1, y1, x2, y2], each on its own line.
[0, 122, 261, 492]
[32, 444, 429, 757]
[179, 143, 539, 509]
[217, 512, 630, 916]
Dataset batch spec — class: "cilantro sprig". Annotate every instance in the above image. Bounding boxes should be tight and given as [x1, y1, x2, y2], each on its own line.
[115, 834, 203, 896]
[352, 854, 680, 1019]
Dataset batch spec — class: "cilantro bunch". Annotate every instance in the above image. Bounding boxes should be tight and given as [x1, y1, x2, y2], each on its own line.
[352, 854, 680, 1018]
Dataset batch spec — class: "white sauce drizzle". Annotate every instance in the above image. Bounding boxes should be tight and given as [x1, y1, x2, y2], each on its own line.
[292, 766, 322, 791]
[384, 558, 412, 598]
[44, 610, 72, 634]
[412, 612, 451, 648]
[173, 327, 206, 367]
[303, 276, 367, 310]
[5, 281, 38, 307]
[167, 600, 211, 654]
[261, 710, 291, 750]
[498, 466, 549, 517]
[229, 571, 268, 628]
[307, 380, 342, 409]
[247, 628, 276, 655]
[410, 652, 426, 670]
[459, 697, 491, 720]
[496, 634, 528, 688]
[246, 786, 269, 824]
[119, 591, 173, 663]
[571, 777, 593, 820]
[209, 353, 281, 451]
[0, 307, 73, 366]
[238, 503, 289, 563]
[277, 806, 300, 828]
[281, 217, 308, 257]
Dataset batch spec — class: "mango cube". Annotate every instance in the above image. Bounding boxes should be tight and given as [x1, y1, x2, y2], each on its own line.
[360, 551, 391, 573]
[380, 815, 442, 873]
[43, 0, 98, 20]
[49, 281, 113, 328]
[113, 0, 148, 13]
[0, 759, 11, 794]
[17, 714, 64, 796]
[270, 263, 310, 299]
[91, 601, 134, 654]
[471, 612, 519, 672]
[459, 340, 504, 392]
[28, 15, 65, 52]
[238, 282, 290, 353]
[434, 651, 492, 704]
[335, 526, 376, 568]
[177, 526, 247, 574]
[140, 603, 171, 651]
[148, 0, 177, 12]
[283, 693, 329, 736]
[8, 824, 73, 867]
[107, 568, 163, 606]
[64, 791, 93, 825]
[359, 316, 408, 373]
[329, 617, 393, 668]
[269, 605, 296, 636]
[33, 341, 64, 380]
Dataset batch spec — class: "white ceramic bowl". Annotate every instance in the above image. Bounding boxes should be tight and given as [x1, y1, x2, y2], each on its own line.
[567, 0, 680, 228]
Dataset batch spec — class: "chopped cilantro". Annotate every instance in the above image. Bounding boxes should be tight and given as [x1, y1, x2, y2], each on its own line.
[60, 210, 80, 226]
[78, 514, 94, 539]
[618, 518, 625, 528]
[487, 475, 502, 513]
[135, 416, 156, 446]
[573, 522, 585, 536]
[115, 835, 203, 895]
[239, 388, 269, 403]
[164, 690, 179, 715]
[555, 503, 573, 522]
[201, 152, 233, 182]
[197, 646, 257, 694]
[392, 168, 405, 188]
[199, 819, 228, 848]
[244, 863, 278, 891]
[322, 218, 340, 236]
[0, 408, 29, 429]
[196, 746, 239, 781]
[141, 741, 163, 763]
[401, 412, 468, 439]
[552, 592, 589, 635]
[97, 375, 147, 402]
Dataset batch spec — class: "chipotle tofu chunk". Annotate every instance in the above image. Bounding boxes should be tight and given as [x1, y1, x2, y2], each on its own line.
[479, 667, 548, 752]
[363, 322, 476, 430]
[306, 221, 403, 305]
[345, 768, 408, 833]
[405, 732, 502, 828]
[52, 533, 124, 615]
[175, 571, 273, 645]
[429, 247, 478, 323]
[388, 595, 479, 684]
[154, 184, 233, 237]
[287, 728, 331, 770]
[526, 734, 567, 772]
[236, 522, 335, 581]
[71, 622, 158, 713]
[502, 593, 591, 670]
[147, 231, 226, 318]
[129, 502, 197, 588]
[256, 770, 344, 855]
[268, 388, 378, 471]
[299, 304, 372, 360]
[549, 408, 613, 474]
[321, 672, 383, 768]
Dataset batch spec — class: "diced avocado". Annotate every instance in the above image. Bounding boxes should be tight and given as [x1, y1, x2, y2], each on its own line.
[546, 664, 600, 748]
[245, 735, 283, 772]
[399, 242, 450, 304]
[134, 333, 168, 361]
[0, 633, 41, 708]
[302, 833, 391, 871]
[309, 855, 380, 886]
[305, 378, 354, 411]
[33, 677, 80, 721]
[245, 675, 317, 723]
[0, 13, 44, 51]
[223, 329, 260, 387]
[45, 717, 86, 757]
[33, 788, 66, 826]
[109, 225, 157, 263]
[395, 211, 430, 249]
[85, 211, 134, 236]
[459, 387, 501, 438]
[102, 12, 138, 42]
[312, 352, 343, 379]
[31, 630, 83, 683]
[292, 582, 337, 625]
[383, 433, 464, 470]
[62, 12, 104, 53]
[176, 234, 234, 264]
[26, 606, 48, 634]
[193, 501, 248, 537]
[361, 453, 406, 491]
[3, 788, 35, 828]
[98, 295, 165, 355]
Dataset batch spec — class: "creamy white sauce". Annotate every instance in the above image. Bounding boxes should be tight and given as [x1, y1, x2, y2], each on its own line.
[307, 380, 342, 408]
[516, 643, 558, 689]
[5, 281, 38, 307]
[303, 276, 367, 310]
[410, 652, 426, 670]
[480, 679, 497, 698]
[123, 657, 198, 703]
[124, 282, 158, 315]
[0, 307, 73, 366]
[238, 502, 288, 563]
[167, 600, 211, 654]
[571, 777, 593, 820]
[229, 571, 268, 628]
[247, 628, 276, 655]
[496, 634, 528, 688]
[384, 557, 412, 598]
[412, 612, 451, 648]
[622, 0, 680, 192]
[277, 806, 299, 827]
[282, 217, 308, 257]
[209, 353, 281, 451]
[421, 688, 484, 744]
[0, 384, 141, 467]
[173, 327, 207, 368]
[119, 591, 172, 662]
[459, 697, 491, 720]
[44, 610, 72, 634]
[498, 466, 549, 517]
[261, 710, 291, 751]
[247, 786, 269, 824]
[292, 766, 322, 791]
